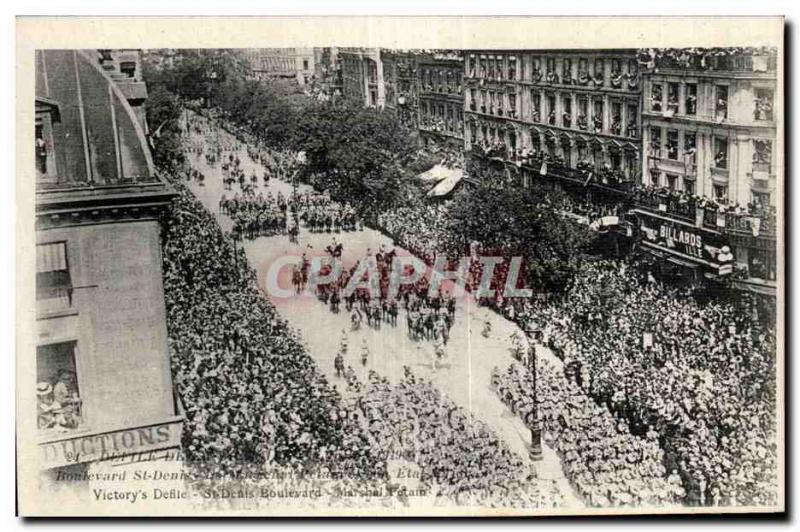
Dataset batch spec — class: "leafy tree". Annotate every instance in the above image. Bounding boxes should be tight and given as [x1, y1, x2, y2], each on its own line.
[290, 99, 417, 214]
[446, 180, 594, 293]
[144, 83, 185, 173]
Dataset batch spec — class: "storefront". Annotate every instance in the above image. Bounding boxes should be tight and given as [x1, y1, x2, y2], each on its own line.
[632, 209, 733, 282]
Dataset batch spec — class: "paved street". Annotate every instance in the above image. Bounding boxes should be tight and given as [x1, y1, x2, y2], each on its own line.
[184, 116, 581, 508]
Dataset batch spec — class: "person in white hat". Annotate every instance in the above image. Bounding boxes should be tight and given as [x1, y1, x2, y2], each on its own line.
[37, 382, 64, 430]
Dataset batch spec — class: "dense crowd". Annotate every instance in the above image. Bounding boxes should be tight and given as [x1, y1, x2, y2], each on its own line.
[356, 368, 564, 508]
[368, 192, 777, 508]
[493, 362, 684, 507]
[497, 260, 777, 507]
[161, 179, 388, 486]
[168, 103, 777, 510]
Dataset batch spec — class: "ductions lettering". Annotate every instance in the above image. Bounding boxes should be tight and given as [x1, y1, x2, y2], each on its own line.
[42, 425, 173, 464]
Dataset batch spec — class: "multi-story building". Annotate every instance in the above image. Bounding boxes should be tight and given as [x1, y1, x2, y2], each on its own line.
[636, 48, 779, 293]
[381, 50, 419, 128]
[317, 47, 343, 98]
[244, 48, 317, 86]
[340, 47, 384, 108]
[416, 51, 465, 148]
[33, 49, 182, 475]
[463, 50, 642, 197]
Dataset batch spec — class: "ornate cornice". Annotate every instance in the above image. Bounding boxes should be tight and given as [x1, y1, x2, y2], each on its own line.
[35, 182, 175, 230]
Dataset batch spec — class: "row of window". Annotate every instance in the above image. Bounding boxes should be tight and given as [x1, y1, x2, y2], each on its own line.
[466, 53, 638, 89]
[419, 101, 463, 135]
[467, 88, 639, 138]
[648, 127, 773, 171]
[650, 81, 774, 122]
[418, 67, 463, 95]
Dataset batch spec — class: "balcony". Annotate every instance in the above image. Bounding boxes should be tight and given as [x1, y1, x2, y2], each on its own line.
[710, 166, 729, 181]
[702, 208, 776, 238]
[632, 192, 697, 222]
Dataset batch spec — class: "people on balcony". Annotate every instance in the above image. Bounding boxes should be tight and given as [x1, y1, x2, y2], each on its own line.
[532, 64, 543, 83]
[627, 117, 638, 138]
[667, 95, 679, 114]
[753, 140, 772, 165]
[716, 96, 728, 120]
[754, 96, 773, 121]
[686, 92, 697, 115]
[546, 70, 559, 84]
[610, 69, 624, 89]
[577, 114, 589, 131]
[714, 150, 728, 169]
[577, 69, 590, 85]
[610, 116, 622, 136]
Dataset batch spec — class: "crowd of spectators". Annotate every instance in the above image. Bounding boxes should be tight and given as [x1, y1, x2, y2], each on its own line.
[630, 183, 777, 235]
[356, 368, 564, 508]
[161, 179, 388, 487]
[497, 260, 777, 507]
[492, 362, 684, 507]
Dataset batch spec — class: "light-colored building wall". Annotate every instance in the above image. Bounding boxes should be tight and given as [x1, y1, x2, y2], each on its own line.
[641, 64, 778, 208]
[464, 49, 642, 181]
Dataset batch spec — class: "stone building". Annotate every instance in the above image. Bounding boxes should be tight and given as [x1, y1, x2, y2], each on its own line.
[339, 47, 384, 108]
[463, 49, 642, 194]
[416, 50, 465, 148]
[34, 49, 182, 472]
[244, 48, 317, 86]
[638, 47, 779, 293]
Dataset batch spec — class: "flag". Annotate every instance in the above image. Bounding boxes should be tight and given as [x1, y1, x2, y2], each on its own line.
[583, 172, 593, 187]
[539, 161, 548, 175]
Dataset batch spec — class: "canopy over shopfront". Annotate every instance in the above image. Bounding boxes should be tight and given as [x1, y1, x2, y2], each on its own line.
[426, 168, 464, 198]
[418, 164, 461, 183]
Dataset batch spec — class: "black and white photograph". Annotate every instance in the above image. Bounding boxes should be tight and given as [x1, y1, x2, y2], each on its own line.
[15, 16, 785, 517]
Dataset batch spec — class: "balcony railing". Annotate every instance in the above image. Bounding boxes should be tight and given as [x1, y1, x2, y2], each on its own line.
[702, 208, 776, 237]
[633, 193, 697, 221]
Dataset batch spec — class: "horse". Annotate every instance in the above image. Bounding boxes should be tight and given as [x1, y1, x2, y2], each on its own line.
[291, 266, 304, 293]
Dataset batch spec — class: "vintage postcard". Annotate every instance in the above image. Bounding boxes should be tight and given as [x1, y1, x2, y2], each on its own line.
[16, 16, 785, 516]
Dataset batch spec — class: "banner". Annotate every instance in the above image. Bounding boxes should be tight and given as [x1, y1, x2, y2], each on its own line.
[636, 210, 731, 268]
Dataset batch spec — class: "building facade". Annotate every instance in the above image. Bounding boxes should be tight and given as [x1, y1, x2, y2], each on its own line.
[340, 47, 385, 108]
[244, 48, 317, 86]
[34, 49, 182, 472]
[417, 51, 465, 147]
[380, 50, 419, 128]
[638, 48, 778, 293]
[463, 49, 642, 192]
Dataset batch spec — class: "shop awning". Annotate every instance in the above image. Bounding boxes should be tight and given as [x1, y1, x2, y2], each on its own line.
[418, 164, 460, 183]
[427, 169, 464, 198]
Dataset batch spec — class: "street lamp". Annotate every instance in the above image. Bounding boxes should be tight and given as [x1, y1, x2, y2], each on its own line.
[523, 320, 543, 462]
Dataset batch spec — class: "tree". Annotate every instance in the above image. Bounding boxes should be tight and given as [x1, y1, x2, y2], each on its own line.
[447, 180, 594, 292]
[290, 99, 417, 214]
[143, 49, 248, 106]
[144, 84, 185, 173]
